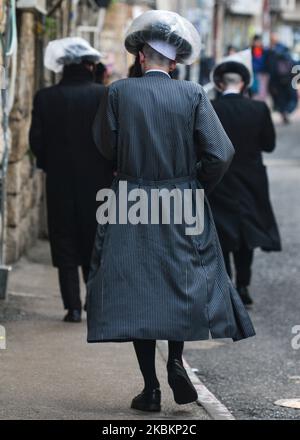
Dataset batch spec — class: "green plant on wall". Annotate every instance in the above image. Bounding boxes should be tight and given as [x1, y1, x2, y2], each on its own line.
[44, 16, 57, 40]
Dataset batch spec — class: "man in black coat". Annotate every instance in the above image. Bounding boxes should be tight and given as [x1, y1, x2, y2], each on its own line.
[209, 61, 281, 306]
[29, 38, 114, 322]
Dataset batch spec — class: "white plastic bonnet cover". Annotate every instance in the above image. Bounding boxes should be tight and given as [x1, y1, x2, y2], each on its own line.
[147, 40, 177, 61]
[125, 10, 201, 65]
[44, 37, 102, 73]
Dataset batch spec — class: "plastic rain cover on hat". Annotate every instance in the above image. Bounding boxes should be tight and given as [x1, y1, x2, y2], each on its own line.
[147, 40, 177, 61]
[44, 37, 102, 73]
[125, 10, 201, 65]
[211, 49, 254, 91]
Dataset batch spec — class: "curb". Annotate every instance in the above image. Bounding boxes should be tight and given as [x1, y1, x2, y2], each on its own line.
[157, 340, 235, 421]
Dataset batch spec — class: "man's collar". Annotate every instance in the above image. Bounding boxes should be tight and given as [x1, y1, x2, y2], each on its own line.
[222, 89, 241, 96]
[145, 69, 171, 78]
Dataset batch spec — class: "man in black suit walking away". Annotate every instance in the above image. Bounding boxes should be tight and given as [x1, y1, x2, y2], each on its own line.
[88, 11, 255, 413]
[209, 58, 282, 306]
[29, 38, 114, 322]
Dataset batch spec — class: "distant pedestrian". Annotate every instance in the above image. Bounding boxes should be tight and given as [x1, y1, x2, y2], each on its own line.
[95, 62, 109, 85]
[251, 34, 268, 100]
[29, 38, 114, 323]
[199, 54, 215, 86]
[209, 56, 282, 306]
[265, 33, 298, 124]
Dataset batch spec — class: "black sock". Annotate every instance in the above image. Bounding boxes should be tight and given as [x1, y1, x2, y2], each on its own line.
[133, 340, 160, 391]
[167, 341, 184, 367]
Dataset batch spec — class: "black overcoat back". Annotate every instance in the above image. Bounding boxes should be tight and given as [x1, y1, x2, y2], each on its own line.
[29, 66, 114, 267]
[86, 72, 255, 343]
[209, 94, 281, 253]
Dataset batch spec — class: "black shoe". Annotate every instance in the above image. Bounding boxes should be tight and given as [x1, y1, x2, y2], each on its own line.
[131, 388, 161, 412]
[167, 359, 198, 405]
[282, 113, 290, 125]
[63, 309, 82, 323]
[237, 286, 253, 306]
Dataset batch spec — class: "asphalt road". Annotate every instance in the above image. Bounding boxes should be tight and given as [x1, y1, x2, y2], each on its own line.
[184, 117, 300, 420]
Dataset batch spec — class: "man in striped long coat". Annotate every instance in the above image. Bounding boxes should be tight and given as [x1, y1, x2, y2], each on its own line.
[87, 10, 255, 413]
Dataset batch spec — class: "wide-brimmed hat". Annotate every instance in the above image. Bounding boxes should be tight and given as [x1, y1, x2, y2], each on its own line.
[44, 37, 102, 73]
[212, 49, 253, 91]
[125, 10, 201, 65]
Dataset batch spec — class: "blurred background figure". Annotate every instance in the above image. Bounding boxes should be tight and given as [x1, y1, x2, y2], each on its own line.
[209, 56, 282, 306]
[199, 53, 215, 86]
[29, 38, 114, 323]
[128, 54, 143, 78]
[170, 66, 180, 79]
[227, 45, 238, 56]
[265, 32, 298, 124]
[251, 35, 268, 101]
[95, 62, 109, 85]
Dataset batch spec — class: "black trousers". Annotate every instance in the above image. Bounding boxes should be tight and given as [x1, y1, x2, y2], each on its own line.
[223, 243, 254, 287]
[58, 266, 90, 311]
[133, 340, 184, 391]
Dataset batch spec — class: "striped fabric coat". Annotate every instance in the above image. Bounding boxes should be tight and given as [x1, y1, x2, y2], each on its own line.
[87, 71, 255, 343]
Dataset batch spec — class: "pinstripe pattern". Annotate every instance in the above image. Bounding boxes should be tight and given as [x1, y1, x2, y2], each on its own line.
[87, 71, 255, 343]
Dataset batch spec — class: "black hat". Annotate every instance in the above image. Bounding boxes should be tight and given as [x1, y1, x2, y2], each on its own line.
[213, 61, 251, 90]
[125, 10, 201, 65]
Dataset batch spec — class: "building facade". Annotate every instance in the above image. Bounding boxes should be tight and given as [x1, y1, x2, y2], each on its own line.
[270, 0, 300, 57]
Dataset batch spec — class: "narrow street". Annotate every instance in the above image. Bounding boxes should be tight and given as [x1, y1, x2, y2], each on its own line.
[184, 115, 300, 420]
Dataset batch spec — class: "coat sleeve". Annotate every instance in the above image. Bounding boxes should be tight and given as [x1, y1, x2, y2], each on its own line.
[29, 91, 47, 171]
[260, 103, 276, 153]
[194, 89, 235, 194]
[92, 85, 118, 161]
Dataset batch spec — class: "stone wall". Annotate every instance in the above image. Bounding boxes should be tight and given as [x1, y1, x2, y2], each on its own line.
[0, 0, 5, 260]
[6, 11, 44, 263]
[0, 0, 5, 164]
